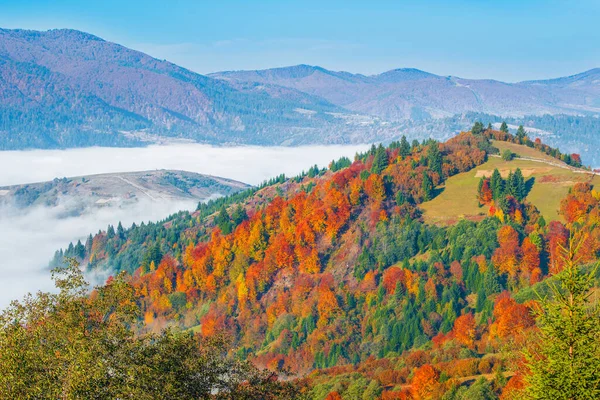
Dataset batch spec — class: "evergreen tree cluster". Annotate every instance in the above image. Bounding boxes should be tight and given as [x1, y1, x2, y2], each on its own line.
[329, 156, 352, 172]
[480, 168, 528, 203]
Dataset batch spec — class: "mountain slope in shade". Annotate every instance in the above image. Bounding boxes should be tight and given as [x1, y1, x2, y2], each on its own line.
[210, 65, 600, 121]
[0, 29, 379, 148]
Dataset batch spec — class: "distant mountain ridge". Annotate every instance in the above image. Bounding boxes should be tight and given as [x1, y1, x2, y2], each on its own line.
[1, 28, 599, 152]
[0, 28, 379, 149]
[210, 64, 600, 121]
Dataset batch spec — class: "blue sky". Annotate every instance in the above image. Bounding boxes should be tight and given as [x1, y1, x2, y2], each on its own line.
[1, 0, 598, 81]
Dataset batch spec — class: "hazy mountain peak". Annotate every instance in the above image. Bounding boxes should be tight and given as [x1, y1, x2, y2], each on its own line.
[522, 67, 600, 86]
[375, 67, 438, 82]
[260, 64, 328, 79]
[0, 28, 354, 149]
[0, 27, 105, 43]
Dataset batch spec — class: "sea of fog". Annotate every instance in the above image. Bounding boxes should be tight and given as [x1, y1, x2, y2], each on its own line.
[0, 143, 370, 307]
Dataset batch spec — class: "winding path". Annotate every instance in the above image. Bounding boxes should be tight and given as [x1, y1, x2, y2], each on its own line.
[115, 175, 159, 201]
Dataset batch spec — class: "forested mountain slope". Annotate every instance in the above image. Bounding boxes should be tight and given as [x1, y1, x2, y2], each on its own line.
[0, 29, 392, 149]
[54, 128, 600, 398]
[211, 65, 600, 121]
[2, 28, 599, 154]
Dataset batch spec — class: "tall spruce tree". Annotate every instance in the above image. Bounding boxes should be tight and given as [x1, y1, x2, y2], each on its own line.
[371, 144, 389, 174]
[506, 171, 515, 197]
[524, 238, 600, 399]
[422, 172, 434, 201]
[516, 125, 527, 142]
[427, 141, 443, 177]
[500, 121, 509, 133]
[117, 221, 125, 240]
[512, 168, 526, 201]
[107, 224, 115, 239]
[85, 234, 93, 254]
[490, 169, 504, 200]
[399, 135, 411, 157]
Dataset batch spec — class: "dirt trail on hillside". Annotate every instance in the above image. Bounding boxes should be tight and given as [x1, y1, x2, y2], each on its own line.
[488, 154, 600, 177]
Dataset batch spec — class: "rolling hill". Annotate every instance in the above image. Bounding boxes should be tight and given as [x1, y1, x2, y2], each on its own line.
[50, 129, 600, 398]
[0, 169, 250, 216]
[421, 140, 600, 224]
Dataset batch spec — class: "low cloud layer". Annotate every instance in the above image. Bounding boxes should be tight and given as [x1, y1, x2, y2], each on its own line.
[0, 197, 198, 308]
[0, 143, 369, 307]
[0, 143, 369, 187]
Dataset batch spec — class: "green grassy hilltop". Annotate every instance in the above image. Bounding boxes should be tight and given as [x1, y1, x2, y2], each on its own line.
[421, 140, 600, 224]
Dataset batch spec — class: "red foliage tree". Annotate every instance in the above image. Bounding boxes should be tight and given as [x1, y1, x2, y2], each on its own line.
[546, 221, 569, 274]
[492, 293, 535, 338]
[492, 225, 522, 278]
[382, 267, 405, 294]
[452, 313, 477, 348]
[411, 364, 440, 400]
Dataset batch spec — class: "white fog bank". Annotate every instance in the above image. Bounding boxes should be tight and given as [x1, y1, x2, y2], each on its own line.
[0, 143, 370, 187]
[0, 143, 370, 307]
[0, 198, 198, 307]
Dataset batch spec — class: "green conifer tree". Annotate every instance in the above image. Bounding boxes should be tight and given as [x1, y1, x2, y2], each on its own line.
[524, 239, 600, 399]
[513, 168, 526, 201]
[422, 172, 434, 201]
[427, 141, 443, 177]
[490, 169, 504, 200]
[516, 125, 527, 142]
[371, 144, 389, 174]
[472, 121, 485, 135]
[216, 206, 233, 235]
[400, 135, 411, 157]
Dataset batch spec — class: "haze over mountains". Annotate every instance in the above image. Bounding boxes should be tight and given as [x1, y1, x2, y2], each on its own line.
[1, 28, 599, 161]
[0, 28, 377, 148]
[211, 65, 600, 121]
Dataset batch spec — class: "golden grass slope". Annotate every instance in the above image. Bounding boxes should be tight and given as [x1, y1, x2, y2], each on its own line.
[421, 141, 600, 224]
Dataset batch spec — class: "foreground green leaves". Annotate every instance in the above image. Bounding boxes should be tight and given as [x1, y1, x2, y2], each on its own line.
[524, 239, 600, 399]
[0, 259, 304, 399]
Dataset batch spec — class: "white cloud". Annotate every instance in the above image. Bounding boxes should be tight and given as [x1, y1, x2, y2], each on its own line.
[0, 197, 197, 308]
[0, 143, 369, 187]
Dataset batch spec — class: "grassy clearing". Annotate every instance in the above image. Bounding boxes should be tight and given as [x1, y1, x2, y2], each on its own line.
[421, 142, 599, 225]
[493, 140, 566, 164]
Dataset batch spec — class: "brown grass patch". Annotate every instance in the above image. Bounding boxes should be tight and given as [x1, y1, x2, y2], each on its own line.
[475, 167, 552, 178]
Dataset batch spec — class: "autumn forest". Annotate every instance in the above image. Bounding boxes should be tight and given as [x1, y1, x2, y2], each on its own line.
[3, 127, 600, 399]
